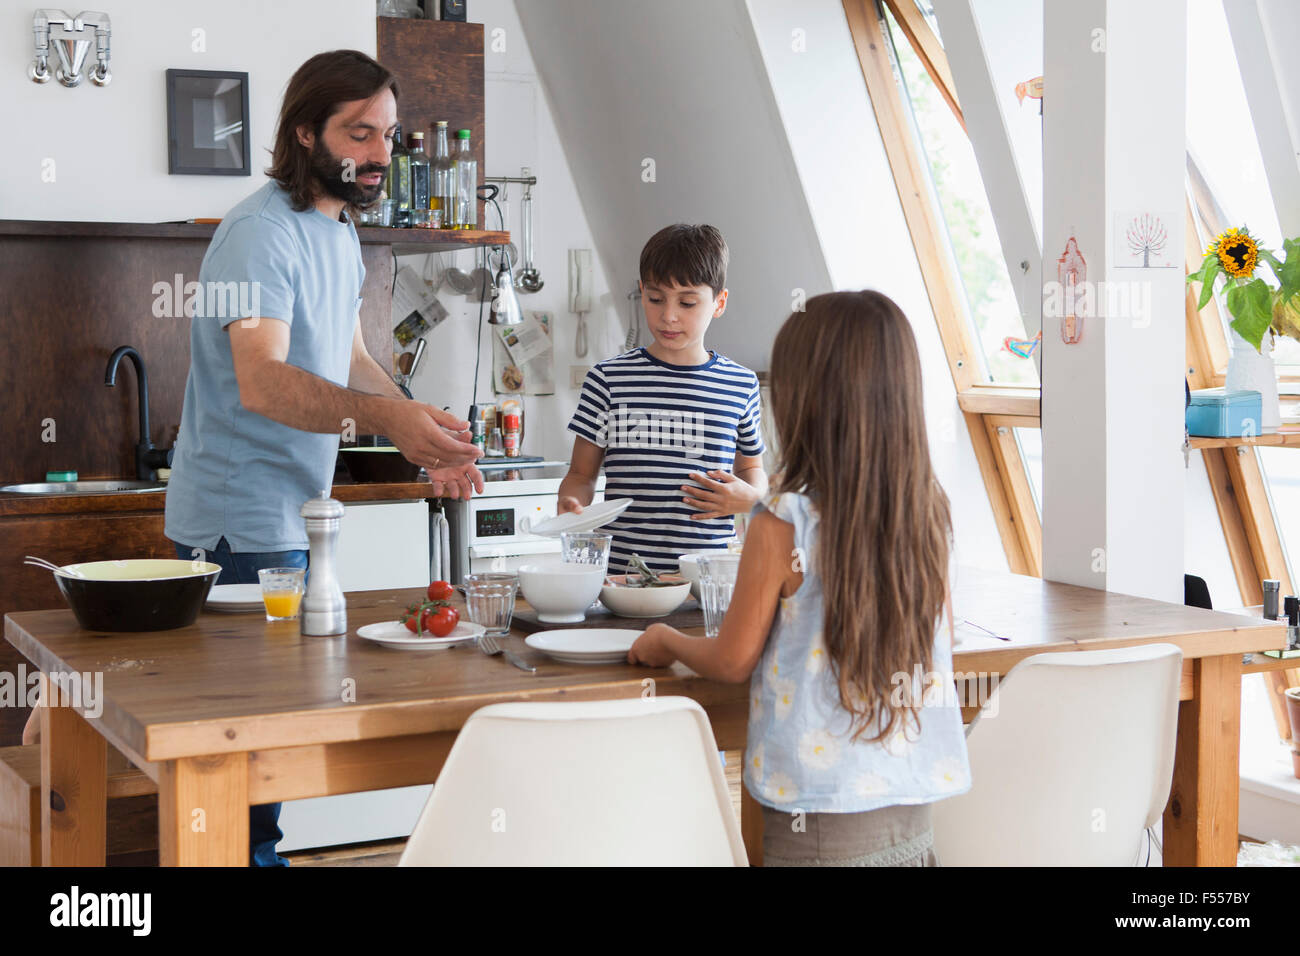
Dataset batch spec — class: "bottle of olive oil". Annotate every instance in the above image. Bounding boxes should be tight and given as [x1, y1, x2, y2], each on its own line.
[431, 121, 453, 227]
[451, 129, 478, 230]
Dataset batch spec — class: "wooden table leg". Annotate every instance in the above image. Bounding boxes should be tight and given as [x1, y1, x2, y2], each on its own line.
[40, 702, 107, 866]
[159, 754, 249, 866]
[1164, 653, 1241, 866]
[741, 787, 764, 866]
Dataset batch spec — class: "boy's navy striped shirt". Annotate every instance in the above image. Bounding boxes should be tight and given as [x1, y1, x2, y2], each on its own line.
[567, 347, 765, 574]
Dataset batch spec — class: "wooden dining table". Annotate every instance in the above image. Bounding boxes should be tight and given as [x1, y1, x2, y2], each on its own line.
[4, 565, 1285, 867]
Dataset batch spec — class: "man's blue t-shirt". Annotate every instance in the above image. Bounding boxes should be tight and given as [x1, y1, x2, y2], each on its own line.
[164, 181, 365, 552]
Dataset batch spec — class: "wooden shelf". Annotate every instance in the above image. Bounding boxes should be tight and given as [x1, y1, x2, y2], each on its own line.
[956, 385, 1040, 418]
[1189, 425, 1300, 449]
[358, 228, 510, 255]
[0, 220, 508, 253]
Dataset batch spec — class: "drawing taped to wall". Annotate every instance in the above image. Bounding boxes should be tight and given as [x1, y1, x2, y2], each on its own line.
[1116, 211, 1176, 268]
[1057, 235, 1087, 345]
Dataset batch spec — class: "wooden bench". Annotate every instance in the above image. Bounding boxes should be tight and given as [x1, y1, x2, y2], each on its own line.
[0, 743, 158, 865]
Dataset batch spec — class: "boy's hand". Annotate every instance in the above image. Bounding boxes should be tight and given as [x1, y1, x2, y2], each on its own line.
[628, 623, 678, 668]
[557, 495, 584, 515]
[681, 469, 760, 520]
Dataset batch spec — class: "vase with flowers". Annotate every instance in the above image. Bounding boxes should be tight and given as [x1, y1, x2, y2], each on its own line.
[1188, 228, 1300, 432]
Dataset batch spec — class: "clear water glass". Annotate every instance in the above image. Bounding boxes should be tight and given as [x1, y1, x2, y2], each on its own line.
[699, 554, 742, 639]
[463, 573, 518, 637]
[560, 532, 612, 572]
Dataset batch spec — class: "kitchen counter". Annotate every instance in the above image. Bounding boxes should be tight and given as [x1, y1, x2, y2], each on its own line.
[0, 480, 444, 517]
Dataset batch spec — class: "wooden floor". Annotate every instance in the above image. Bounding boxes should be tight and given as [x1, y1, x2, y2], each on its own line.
[284, 749, 746, 867]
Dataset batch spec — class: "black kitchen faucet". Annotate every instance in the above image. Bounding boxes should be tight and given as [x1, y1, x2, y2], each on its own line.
[105, 345, 174, 482]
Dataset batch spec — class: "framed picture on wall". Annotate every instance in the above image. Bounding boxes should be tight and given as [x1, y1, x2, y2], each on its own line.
[165, 69, 251, 176]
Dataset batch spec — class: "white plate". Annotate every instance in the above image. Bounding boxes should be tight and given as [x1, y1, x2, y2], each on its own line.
[523, 498, 633, 537]
[356, 620, 485, 650]
[524, 628, 640, 664]
[205, 583, 265, 612]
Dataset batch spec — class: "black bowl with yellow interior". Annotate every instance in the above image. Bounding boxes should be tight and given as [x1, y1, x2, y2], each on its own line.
[54, 559, 222, 632]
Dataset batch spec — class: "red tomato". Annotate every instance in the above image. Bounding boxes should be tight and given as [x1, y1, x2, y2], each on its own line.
[426, 606, 459, 637]
[404, 610, 420, 633]
[427, 580, 455, 602]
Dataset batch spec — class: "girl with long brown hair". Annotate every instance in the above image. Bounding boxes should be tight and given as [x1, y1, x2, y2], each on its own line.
[629, 290, 970, 866]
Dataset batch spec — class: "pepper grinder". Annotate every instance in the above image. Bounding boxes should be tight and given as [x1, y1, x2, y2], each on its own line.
[301, 492, 346, 636]
[1263, 580, 1281, 620]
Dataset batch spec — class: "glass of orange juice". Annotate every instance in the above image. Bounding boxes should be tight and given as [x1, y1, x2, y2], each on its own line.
[257, 567, 305, 622]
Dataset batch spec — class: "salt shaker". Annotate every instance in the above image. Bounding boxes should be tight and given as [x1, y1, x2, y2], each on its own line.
[300, 492, 346, 636]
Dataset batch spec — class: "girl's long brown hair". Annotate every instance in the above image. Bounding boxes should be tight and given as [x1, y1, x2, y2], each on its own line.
[267, 50, 399, 212]
[769, 290, 952, 744]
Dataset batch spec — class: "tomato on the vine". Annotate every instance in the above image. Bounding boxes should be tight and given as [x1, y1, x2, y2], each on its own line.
[427, 580, 455, 602]
[426, 606, 459, 637]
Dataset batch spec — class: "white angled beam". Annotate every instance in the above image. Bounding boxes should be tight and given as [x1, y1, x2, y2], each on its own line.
[1041, 0, 1187, 602]
[1224, 0, 1300, 234]
[931, 0, 1043, 369]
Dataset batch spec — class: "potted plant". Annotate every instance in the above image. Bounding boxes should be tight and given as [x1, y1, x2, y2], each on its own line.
[1188, 229, 1300, 431]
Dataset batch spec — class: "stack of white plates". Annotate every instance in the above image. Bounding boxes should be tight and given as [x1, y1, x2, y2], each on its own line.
[204, 583, 265, 614]
[524, 628, 640, 665]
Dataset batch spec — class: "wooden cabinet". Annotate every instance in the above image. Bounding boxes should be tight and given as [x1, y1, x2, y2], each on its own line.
[378, 18, 486, 224]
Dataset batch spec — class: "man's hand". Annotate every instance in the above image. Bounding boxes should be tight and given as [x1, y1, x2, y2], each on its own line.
[557, 495, 585, 515]
[681, 469, 761, 520]
[384, 402, 478, 466]
[426, 461, 485, 500]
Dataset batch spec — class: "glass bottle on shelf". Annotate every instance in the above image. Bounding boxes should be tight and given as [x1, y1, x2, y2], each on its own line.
[431, 121, 454, 228]
[451, 129, 478, 230]
[408, 131, 430, 224]
[390, 123, 411, 227]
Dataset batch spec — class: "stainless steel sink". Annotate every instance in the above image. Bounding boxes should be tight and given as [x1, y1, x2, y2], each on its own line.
[0, 480, 166, 495]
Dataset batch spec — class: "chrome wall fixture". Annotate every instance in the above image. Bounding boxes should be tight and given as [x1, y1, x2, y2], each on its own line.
[30, 9, 112, 87]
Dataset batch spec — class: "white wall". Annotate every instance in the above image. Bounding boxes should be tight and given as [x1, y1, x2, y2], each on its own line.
[401, 0, 617, 461]
[746, 0, 1006, 571]
[514, 0, 830, 374]
[0, 0, 374, 220]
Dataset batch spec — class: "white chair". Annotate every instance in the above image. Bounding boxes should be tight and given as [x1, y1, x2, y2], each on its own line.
[932, 642, 1183, 866]
[398, 696, 747, 866]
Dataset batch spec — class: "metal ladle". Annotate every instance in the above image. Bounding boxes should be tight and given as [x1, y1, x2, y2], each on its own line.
[516, 179, 544, 293]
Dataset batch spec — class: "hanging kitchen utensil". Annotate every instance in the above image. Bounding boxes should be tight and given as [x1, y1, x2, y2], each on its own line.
[467, 246, 494, 302]
[443, 248, 477, 295]
[487, 241, 519, 273]
[624, 286, 642, 351]
[517, 177, 544, 293]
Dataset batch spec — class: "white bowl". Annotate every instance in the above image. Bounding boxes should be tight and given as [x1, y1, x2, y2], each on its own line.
[677, 551, 725, 600]
[516, 560, 606, 623]
[600, 575, 691, 618]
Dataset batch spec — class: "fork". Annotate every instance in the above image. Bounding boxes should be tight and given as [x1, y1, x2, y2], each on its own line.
[477, 633, 536, 673]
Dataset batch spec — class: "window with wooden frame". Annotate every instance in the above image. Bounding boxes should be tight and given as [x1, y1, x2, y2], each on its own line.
[842, 0, 1042, 576]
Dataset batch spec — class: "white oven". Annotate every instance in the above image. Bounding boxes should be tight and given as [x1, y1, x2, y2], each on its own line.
[435, 462, 605, 584]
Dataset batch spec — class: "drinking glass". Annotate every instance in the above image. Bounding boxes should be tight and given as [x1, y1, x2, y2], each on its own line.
[560, 532, 612, 572]
[258, 567, 305, 622]
[463, 572, 518, 637]
[698, 554, 742, 638]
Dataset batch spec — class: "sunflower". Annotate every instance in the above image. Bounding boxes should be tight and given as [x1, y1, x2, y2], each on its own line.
[1208, 226, 1260, 279]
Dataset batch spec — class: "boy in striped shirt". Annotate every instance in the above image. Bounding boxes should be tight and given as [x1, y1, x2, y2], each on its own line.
[558, 224, 769, 574]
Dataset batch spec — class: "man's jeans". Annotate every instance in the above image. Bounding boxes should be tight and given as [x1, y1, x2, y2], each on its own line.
[172, 536, 308, 867]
